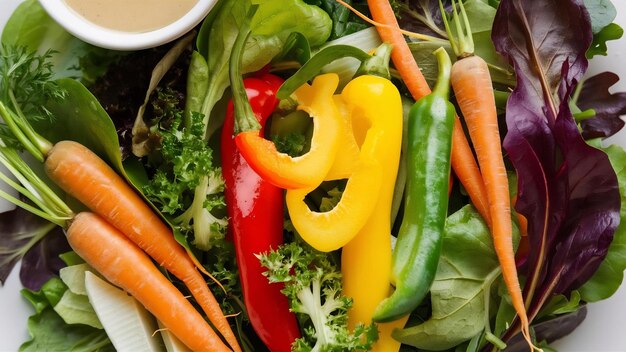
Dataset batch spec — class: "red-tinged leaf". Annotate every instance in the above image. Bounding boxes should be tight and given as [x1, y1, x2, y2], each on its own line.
[492, 0, 620, 339]
[0, 207, 59, 287]
[578, 72, 626, 139]
[492, 0, 591, 120]
[505, 306, 587, 351]
[20, 227, 70, 291]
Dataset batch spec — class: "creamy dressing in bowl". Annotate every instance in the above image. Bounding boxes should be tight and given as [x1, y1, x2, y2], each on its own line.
[38, 0, 216, 50]
[63, 0, 199, 33]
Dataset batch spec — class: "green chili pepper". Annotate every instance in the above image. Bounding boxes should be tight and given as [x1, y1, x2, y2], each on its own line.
[373, 47, 455, 323]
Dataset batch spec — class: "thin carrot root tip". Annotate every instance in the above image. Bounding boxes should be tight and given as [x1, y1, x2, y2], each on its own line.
[521, 324, 543, 352]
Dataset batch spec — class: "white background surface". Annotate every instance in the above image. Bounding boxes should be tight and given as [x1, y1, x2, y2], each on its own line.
[1, 1, 626, 351]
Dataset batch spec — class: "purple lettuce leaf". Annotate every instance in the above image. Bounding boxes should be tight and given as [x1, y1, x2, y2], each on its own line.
[505, 305, 587, 351]
[0, 207, 59, 286]
[578, 72, 626, 139]
[544, 101, 619, 295]
[20, 227, 70, 291]
[492, 0, 620, 337]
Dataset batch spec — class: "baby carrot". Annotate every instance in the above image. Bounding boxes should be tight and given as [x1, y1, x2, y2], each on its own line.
[68, 212, 231, 352]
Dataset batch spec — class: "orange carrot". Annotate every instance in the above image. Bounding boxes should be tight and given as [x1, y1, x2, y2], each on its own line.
[44, 140, 240, 352]
[452, 54, 534, 348]
[67, 212, 231, 352]
[451, 118, 491, 223]
[366, 0, 490, 223]
[445, 1, 535, 348]
[367, 0, 430, 98]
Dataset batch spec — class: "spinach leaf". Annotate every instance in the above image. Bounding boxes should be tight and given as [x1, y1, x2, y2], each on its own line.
[21, 277, 67, 315]
[393, 206, 519, 350]
[42, 79, 125, 173]
[580, 144, 626, 301]
[492, 0, 620, 341]
[305, 0, 369, 39]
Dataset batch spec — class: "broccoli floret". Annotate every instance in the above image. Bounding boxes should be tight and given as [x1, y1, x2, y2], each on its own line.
[258, 243, 378, 352]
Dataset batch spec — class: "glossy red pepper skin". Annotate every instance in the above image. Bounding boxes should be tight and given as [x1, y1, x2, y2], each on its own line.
[221, 74, 300, 352]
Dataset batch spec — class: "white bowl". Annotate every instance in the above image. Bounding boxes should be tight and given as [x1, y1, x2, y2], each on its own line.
[38, 0, 217, 50]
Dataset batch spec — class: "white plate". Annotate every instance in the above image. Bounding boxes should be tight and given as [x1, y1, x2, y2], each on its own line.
[1, 1, 626, 351]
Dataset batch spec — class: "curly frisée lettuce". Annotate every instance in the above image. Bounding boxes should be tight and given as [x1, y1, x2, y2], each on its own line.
[142, 90, 227, 251]
[258, 242, 378, 351]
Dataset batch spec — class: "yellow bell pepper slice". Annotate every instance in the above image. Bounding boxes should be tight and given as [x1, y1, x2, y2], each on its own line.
[286, 156, 382, 252]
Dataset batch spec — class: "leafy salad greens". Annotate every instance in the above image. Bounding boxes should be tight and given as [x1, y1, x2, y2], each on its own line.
[1, 0, 625, 351]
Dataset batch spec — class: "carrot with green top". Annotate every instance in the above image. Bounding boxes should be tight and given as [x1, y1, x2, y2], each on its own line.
[441, 1, 537, 349]
[0, 100, 242, 352]
[0, 144, 231, 352]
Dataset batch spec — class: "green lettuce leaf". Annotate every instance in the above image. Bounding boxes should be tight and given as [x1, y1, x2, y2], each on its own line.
[20, 308, 113, 352]
[583, 0, 617, 33]
[54, 290, 103, 329]
[20, 276, 113, 351]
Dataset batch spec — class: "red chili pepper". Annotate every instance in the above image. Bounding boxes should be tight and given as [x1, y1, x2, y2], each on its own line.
[221, 73, 300, 351]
